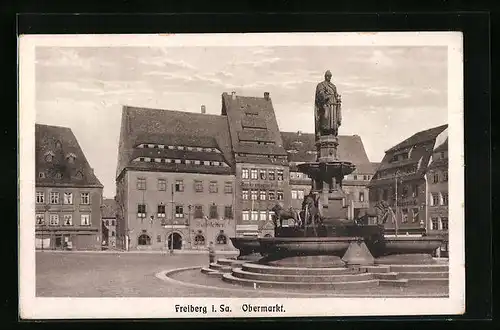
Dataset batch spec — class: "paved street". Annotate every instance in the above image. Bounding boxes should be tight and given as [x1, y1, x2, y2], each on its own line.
[36, 251, 448, 298]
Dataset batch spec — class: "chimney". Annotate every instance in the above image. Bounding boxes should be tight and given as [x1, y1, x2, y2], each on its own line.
[264, 92, 270, 100]
[231, 91, 236, 100]
[201, 105, 206, 114]
[297, 130, 302, 137]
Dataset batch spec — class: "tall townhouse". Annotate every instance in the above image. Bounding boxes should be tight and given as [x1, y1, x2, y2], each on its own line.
[35, 124, 103, 250]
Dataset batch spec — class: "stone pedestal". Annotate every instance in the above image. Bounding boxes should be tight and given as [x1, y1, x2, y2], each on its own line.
[316, 135, 339, 162]
[342, 241, 375, 266]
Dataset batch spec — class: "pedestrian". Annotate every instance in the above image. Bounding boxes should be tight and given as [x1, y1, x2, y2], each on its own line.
[208, 241, 216, 264]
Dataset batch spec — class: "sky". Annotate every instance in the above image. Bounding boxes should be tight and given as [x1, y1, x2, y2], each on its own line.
[35, 45, 448, 198]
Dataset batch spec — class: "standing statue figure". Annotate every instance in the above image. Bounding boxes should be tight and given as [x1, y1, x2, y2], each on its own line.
[315, 70, 342, 140]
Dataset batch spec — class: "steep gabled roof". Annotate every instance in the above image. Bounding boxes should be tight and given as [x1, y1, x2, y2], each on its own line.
[101, 198, 117, 218]
[222, 92, 287, 165]
[387, 124, 448, 153]
[116, 106, 234, 178]
[36, 124, 103, 187]
[280, 131, 372, 168]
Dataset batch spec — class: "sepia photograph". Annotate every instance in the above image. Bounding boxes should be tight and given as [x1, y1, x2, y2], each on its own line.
[19, 32, 464, 318]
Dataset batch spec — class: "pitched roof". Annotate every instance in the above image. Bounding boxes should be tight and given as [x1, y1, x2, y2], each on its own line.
[387, 124, 448, 153]
[116, 106, 235, 178]
[222, 93, 288, 165]
[101, 198, 117, 218]
[36, 124, 103, 187]
[280, 131, 371, 167]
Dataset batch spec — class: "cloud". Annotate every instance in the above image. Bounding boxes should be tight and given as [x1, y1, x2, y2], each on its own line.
[137, 57, 197, 70]
[36, 48, 115, 70]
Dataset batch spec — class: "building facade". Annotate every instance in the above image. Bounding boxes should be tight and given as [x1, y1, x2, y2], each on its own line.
[35, 124, 103, 251]
[115, 105, 237, 251]
[368, 124, 448, 234]
[281, 131, 378, 221]
[222, 92, 290, 237]
[101, 198, 117, 248]
[425, 128, 449, 257]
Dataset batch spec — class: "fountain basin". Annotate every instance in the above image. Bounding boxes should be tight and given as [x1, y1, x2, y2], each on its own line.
[259, 236, 356, 258]
[229, 237, 262, 259]
[382, 236, 444, 255]
[297, 161, 356, 177]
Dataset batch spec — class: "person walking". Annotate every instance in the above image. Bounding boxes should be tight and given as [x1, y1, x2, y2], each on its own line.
[208, 241, 216, 264]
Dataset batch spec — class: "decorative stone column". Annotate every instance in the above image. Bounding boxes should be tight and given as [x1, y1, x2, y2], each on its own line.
[316, 135, 339, 162]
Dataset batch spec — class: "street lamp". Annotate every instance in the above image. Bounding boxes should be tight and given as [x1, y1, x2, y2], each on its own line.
[42, 204, 50, 251]
[187, 205, 192, 248]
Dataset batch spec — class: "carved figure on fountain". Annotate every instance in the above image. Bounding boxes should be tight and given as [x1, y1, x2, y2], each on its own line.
[315, 70, 342, 140]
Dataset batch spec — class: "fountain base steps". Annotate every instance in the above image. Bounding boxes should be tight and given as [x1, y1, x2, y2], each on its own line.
[222, 273, 380, 290]
[208, 263, 233, 273]
[216, 258, 247, 267]
[232, 267, 375, 283]
[242, 263, 359, 276]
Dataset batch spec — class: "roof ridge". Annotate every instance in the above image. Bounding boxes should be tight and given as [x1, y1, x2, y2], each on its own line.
[123, 105, 223, 119]
[35, 123, 72, 130]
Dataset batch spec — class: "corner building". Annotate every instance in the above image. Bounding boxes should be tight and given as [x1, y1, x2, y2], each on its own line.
[35, 124, 103, 250]
[425, 128, 449, 257]
[368, 124, 448, 234]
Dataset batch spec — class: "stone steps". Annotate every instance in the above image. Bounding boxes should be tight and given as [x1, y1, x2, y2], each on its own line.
[208, 263, 233, 273]
[389, 265, 449, 273]
[200, 267, 224, 277]
[222, 273, 380, 290]
[378, 279, 409, 287]
[241, 263, 359, 276]
[359, 265, 392, 273]
[216, 258, 246, 267]
[373, 272, 400, 280]
[399, 271, 449, 279]
[231, 267, 375, 283]
[407, 278, 449, 285]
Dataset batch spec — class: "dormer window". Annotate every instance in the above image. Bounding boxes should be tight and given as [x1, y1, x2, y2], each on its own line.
[44, 151, 55, 163]
[287, 149, 298, 154]
[38, 172, 45, 178]
[168, 146, 175, 150]
[75, 171, 83, 180]
[177, 146, 184, 150]
[66, 153, 77, 164]
[55, 140, 62, 149]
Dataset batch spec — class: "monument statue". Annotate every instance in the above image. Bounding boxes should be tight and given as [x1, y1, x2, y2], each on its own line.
[315, 70, 342, 139]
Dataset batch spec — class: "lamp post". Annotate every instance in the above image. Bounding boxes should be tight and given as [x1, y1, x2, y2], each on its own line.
[170, 183, 174, 254]
[42, 204, 50, 251]
[187, 205, 192, 249]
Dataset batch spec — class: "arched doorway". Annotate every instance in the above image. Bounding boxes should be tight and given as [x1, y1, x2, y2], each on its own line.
[167, 232, 182, 250]
[138, 234, 151, 246]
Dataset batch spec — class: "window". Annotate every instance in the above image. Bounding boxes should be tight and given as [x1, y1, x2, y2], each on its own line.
[111, 220, 115, 226]
[433, 172, 439, 183]
[194, 180, 204, 192]
[441, 217, 449, 230]
[268, 170, 275, 180]
[80, 214, 91, 226]
[38, 172, 46, 179]
[209, 204, 218, 219]
[259, 170, 267, 180]
[242, 189, 249, 200]
[80, 192, 90, 205]
[412, 208, 419, 223]
[363, 175, 368, 180]
[268, 191, 276, 200]
[251, 190, 258, 200]
[297, 190, 304, 200]
[49, 214, 59, 226]
[63, 192, 73, 205]
[259, 190, 266, 200]
[138, 234, 151, 245]
[157, 235, 161, 243]
[175, 180, 184, 192]
[443, 171, 448, 182]
[216, 232, 227, 245]
[105, 220, 109, 226]
[250, 169, 258, 180]
[353, 175, 358, 180]
[277, 170, 284, 181]
[224, 182, 233, 194]
[291, 190, 298, 200]
[412, 184, 419, 197]
[63, 214, 72, 226]
[242, 210, 250, 221]
[401, 208, 408, 223]
[259, 211, 267, 221]
[401, 186, 408, 198]
[36, 214, 45, 225]
[251, 211, 259, 221]
[137, 178, 146, 190]
[194, 160, 201, 165]
[194, 205, 204, 218]
[50, 192, 60, 204]
[224, 206, 233, 219]
[431, 218, 439, 230]
[194, 234, 205, 246]
[45, 154, 53, 162]
[242, 168, 249, 179]
[441, 192, 449, 206]
[137, 204, 146, 217]
[36, 192, 44, 204]
[209, 181, 218, 193]
[277, 191, 284, 201]
[175, 205, 184, 218]
[359, 192, 365, 202]
[431, 193, 440, 206]
[158, 179, 167, 191]
[157, 204, 166, 218]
